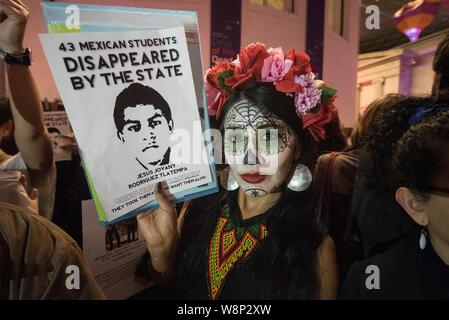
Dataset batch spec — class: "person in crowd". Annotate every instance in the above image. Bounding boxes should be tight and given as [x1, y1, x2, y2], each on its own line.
[0, 0, 55, 220]
[0, 0, 104, 300]
[342, 104, 449, 299]
[316, 115, 347, 155]
[0, 200, 105, 299]
[314, 94, 404, 281]
[351, 34, 449, 260]
[352, 95, 430, 258]
[348, 34, 449, 261]
[137, 44, 339, 300]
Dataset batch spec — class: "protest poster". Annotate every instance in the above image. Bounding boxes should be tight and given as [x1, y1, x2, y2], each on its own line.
[41, 3, 218, 224]
[82, 200, 153, 299]
[43, 111, 73, 162]
[40, 27, 214, 223]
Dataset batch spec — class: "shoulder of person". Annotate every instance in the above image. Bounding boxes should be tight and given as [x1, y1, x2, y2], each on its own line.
[0, 202, 104, 300]
[341, 232, 419, 300]
[315, 152, 358, 195]
[316, 151, 357, 170]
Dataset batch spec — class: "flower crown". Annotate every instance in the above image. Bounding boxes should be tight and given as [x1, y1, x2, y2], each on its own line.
[205, 43, 338, 142]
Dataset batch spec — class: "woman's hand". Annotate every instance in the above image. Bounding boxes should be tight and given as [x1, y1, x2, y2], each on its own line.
[137, 182, 178, 273]
[0, 0, 29, 54]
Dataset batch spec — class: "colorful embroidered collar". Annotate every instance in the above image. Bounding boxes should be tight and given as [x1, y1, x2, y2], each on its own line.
[207, 204, 267, 300]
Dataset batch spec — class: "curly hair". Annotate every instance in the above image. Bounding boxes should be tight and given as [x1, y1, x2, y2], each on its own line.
[359, 96, 433, 194]
[350, 94, 404, 149]
[391, 109, 449, 201]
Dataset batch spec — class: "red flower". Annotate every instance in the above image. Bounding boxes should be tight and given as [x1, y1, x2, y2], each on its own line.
[292, 50, 312, 75]
[302, 99, 338, 142]
[204, 44, 325, 121]
[226, 43, 270, 89]
[275, 49, 312, 93]
[205, 60, 236, 118]
[205, 81, 229, 119]
[275, 78, 302, 93]
[206, 60, 235, 91]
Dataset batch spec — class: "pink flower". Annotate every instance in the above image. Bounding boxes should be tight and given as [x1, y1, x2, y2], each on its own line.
[261, 47, 293, 82]
[294, 73, 322, 115]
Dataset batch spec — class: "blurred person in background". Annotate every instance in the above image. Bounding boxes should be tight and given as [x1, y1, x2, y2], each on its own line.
[0, 0, 104, 300]
[342, 104, 449, 299]
[314, 94, 404, 283]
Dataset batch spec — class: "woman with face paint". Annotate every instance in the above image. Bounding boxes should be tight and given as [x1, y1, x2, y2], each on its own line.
[342, 105, 449, 299]
[138, 44, 339, 299]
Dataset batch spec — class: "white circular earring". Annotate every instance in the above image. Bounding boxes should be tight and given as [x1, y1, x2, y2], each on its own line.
[220, 167, 239, 191]
[287, 163, 313, 192]
[419, 228, 427, 250]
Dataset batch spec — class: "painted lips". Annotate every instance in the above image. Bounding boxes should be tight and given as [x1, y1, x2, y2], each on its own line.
[240, 174, 267, 184]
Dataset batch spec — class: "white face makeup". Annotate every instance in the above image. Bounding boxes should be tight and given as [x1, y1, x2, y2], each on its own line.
[223, 99, 298, 197]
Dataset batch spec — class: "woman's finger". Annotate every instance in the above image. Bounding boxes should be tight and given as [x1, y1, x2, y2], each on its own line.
[154, 181, 175, 214]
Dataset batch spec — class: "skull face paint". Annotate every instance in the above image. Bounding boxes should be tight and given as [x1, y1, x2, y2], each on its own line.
[223, 99, 297, 197]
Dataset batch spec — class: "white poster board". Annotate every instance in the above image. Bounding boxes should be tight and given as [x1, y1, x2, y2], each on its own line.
[40, 28, 212, 222]
[82, 200, 153, 299]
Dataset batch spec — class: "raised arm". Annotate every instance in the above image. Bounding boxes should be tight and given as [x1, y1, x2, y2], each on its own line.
[0, 0, 53, 170]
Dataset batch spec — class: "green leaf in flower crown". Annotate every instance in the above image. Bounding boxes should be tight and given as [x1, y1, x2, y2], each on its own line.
[217, 70, 234, 91]
[321, 86, 337, 103]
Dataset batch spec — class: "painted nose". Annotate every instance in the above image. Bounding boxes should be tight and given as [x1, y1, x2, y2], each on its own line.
[243, 127, 260, 165]
[244, 148, 260, 165]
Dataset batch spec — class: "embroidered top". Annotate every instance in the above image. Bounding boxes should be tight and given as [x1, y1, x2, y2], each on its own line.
[173, 190, 285, 300]
[207, 204, 267, 300]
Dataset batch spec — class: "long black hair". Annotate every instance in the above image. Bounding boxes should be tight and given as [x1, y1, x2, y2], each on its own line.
[176, 83, 326, 299]
[359, 96, 432, 194]
[354, 96, 445, 254]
